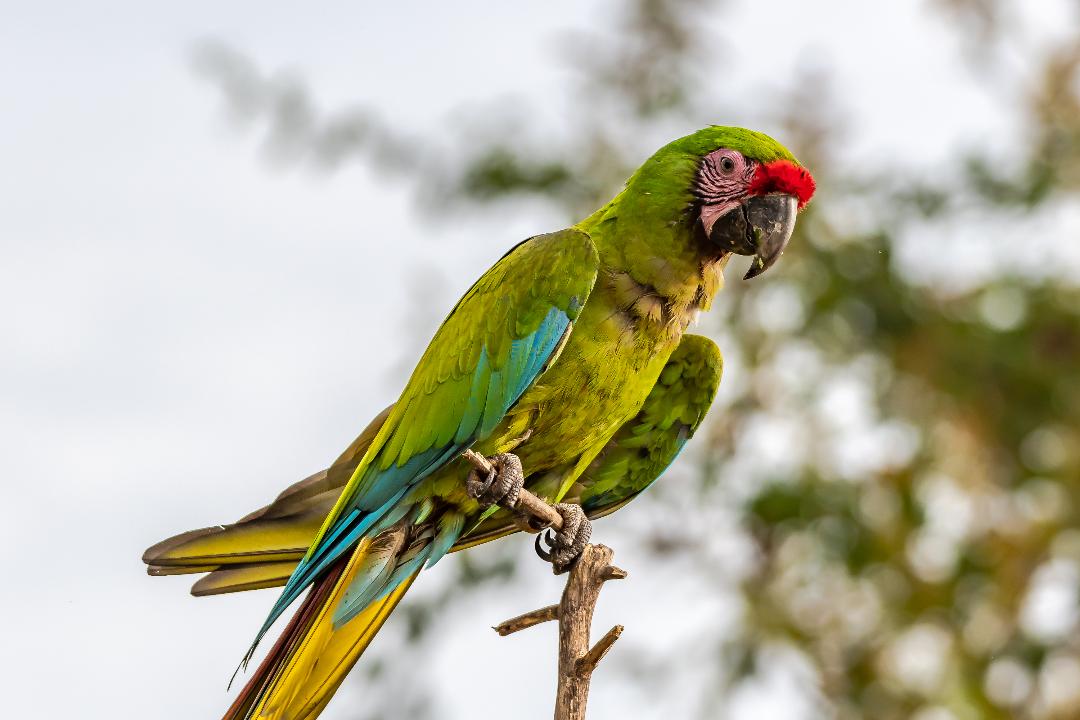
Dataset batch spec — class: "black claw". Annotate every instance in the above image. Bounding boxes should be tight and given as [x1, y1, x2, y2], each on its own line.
[524, 514, 550, 532]
[466, 466, 498, 502]
[534, 532, 554, 563]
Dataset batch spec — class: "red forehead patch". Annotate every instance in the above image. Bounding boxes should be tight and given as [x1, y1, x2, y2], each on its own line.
[748, 160, 816, 209]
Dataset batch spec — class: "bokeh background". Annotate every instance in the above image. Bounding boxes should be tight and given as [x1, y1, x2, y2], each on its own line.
[4, 1, 1080, 718]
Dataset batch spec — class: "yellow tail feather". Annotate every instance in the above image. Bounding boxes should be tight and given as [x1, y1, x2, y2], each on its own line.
[143, 515, 322, 569]
[191, 561, 298, 596]
[227, 541, 418, 720]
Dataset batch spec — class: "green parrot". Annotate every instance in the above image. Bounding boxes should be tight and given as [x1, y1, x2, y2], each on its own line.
[143, 126, 815, 720]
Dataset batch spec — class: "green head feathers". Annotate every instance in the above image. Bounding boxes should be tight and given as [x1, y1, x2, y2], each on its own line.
[664, 126, 799, 165]
[627, 126, 802, 197]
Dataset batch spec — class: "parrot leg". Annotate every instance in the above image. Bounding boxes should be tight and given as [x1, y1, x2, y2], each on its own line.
[466, 452, 525, 509]
[465, 448, 592, 573]
[535, 503, 592, 574]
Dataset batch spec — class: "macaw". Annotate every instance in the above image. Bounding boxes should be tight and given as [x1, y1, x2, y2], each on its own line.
[143, 126, 815, 720]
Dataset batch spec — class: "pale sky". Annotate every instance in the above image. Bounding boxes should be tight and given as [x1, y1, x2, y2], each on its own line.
[2, 1, 1075, 718]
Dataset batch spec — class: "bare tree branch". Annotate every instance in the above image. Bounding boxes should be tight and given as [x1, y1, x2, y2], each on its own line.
[494, 544, 627, 720]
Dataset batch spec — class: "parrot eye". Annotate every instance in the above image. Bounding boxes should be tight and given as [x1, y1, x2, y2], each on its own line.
[718, 155, 737, 173]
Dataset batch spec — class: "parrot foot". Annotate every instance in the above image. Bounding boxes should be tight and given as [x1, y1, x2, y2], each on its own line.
[466, 452, 525, 509]
[535, 503, 592, 575]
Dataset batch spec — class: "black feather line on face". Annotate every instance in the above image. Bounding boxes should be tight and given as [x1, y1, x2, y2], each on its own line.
[694, 151, 755, 206]
[688, 151, 757, 261]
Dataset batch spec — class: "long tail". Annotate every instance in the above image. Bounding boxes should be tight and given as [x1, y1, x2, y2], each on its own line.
[225, 542, 420, 720]
[142, 410, 404, 596]
[142, 483, 325, 596]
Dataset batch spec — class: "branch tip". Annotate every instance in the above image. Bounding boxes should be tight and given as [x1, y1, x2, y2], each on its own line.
[600, 565, 628, 581]
[493, 604, 560, 636]
[461, 448, 493, 474]
[575, 624, 624, 677]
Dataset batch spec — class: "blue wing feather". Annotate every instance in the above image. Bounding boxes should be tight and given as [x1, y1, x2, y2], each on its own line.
[255, 308, 572, 643]
[247, 231, 598, 653]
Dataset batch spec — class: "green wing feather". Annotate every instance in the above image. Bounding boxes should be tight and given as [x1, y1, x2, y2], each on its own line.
[256, 229, 599, 640]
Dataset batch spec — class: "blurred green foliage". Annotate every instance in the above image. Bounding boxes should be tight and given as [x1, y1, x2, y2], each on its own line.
[200, 1, 1080, 717]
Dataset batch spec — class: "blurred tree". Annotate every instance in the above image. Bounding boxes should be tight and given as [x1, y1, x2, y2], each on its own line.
[195, 1, 1080, 717]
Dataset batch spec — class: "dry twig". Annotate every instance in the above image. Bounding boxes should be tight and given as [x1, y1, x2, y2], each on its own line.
[493, 604, 559, 636]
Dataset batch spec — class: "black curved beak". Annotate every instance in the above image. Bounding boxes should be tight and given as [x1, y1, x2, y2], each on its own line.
[707, 194, 798, 279]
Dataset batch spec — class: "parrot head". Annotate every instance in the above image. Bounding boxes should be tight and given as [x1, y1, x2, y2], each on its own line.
[634, 126, 816, 279]
[695, 144, 815, 278]
[687, 127, 814, 278]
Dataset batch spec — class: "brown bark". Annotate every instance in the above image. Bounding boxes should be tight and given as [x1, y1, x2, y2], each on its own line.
[551, 544, 625, 720]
